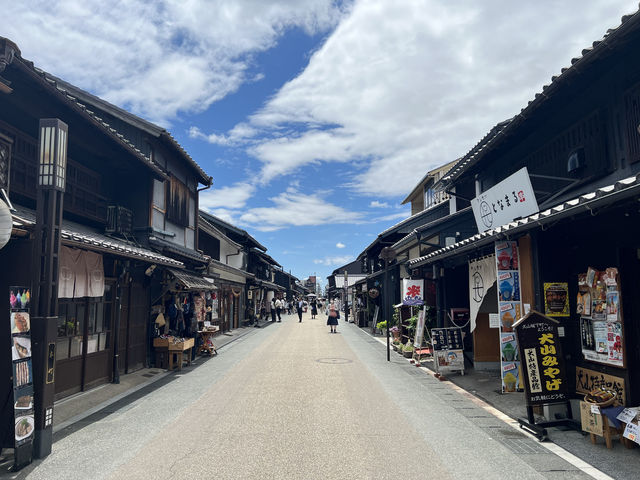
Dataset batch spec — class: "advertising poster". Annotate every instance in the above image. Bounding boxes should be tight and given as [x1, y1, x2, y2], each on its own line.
[514, 312, 568, 405]
[544, 283, 569, 317]
[9, 286, 35, 451]
[495, 241, 523, 393]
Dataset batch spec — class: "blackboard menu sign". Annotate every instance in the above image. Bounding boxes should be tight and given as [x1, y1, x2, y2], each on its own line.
[514, 311, 568, 405]
[432, 327, 462, 351]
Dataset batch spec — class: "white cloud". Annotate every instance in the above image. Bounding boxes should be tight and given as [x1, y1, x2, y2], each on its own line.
[313, 255, 353, 266]
[3, 0, 347, 126]
[369, 200, 388, 208]
[199, 182, 256, 210]
[336, 242, 345, 248]
[377, 212, 409, 222]
[237, 188, 363, 231]
[238, 0, 639, 195]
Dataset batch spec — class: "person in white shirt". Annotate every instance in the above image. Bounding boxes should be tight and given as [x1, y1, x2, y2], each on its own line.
[275, 298, 283, 322]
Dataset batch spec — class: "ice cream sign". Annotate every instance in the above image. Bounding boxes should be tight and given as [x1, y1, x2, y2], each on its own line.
[402, 279, 424, 306]
[471, 167, 539, 232]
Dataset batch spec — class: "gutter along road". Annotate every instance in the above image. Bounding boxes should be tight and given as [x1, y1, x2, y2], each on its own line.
[21, 311, 609, 480]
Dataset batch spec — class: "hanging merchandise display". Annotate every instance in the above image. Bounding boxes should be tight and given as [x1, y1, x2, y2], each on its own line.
[578, 267, 625, 367]
[495, 241, 523, 393]
[8, 286, 35, 467]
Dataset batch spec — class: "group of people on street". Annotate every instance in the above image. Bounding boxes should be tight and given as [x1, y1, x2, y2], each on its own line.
[260, 295, 339, 333]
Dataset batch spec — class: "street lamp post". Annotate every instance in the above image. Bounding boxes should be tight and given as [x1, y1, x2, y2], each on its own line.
[379, 247, 397, 362]
[31, 118, 68, 460]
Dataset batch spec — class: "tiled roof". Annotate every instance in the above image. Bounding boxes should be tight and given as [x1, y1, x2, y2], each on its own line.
[11, 206, 183, 268]
[439, 7, 640, 188]
[167, 268, 216, 291]
[409, 174, 640, 268]
[8, 42, 211, 185]
[391, 206, 473, 251]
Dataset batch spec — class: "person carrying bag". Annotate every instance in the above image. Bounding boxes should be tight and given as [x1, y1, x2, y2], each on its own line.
[327, 302, 340, 333]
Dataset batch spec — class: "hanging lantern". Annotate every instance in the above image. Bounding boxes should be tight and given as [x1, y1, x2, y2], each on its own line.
[0, 198, 12, 250]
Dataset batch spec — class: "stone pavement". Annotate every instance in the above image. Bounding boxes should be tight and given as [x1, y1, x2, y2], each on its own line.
[0, 324, 269, 477]
[367, 328, 639, 480]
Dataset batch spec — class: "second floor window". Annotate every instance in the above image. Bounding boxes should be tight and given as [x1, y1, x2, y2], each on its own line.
[165, 174, 190, 227]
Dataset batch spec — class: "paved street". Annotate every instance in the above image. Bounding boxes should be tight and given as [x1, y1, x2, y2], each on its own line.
[22, 311, 604, 480]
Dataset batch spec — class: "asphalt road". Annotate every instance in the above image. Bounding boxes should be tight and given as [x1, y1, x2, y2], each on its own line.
[25, 311, 601, 480]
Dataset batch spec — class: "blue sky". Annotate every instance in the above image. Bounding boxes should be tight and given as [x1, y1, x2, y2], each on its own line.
[3, 0, 639, 286]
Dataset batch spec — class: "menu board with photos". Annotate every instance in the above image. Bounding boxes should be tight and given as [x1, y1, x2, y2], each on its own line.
[431, 327, 464, 374]
[9, 286, 35, 449]
[578, 268, 624, 367]
[495, 241, 524, 393]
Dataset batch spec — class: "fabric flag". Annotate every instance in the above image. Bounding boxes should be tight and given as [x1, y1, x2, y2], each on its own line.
[468, 255, 496, 332]
[402, 279, 424, 305]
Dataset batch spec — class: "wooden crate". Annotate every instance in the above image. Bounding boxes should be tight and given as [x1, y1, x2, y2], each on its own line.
[153, 337, 194, 351]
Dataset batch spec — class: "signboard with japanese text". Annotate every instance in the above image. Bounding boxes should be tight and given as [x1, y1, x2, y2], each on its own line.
[431, 327, 464, 375]
[471, 167, 539, 232]
[495, 241, 523, 392]
[402, 279, 424, 306]
[575, 366, 625, 406]
[580, 401, 604, 436]
[514, 311, 568, 405]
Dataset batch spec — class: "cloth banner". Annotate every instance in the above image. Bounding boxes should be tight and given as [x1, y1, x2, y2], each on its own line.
[468, 255, 496, 332]
[402, 279, 424, 305]
[58, 246, 105, 298]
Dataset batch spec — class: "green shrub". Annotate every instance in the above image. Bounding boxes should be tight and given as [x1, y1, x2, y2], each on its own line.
[376, 320, 387, 330]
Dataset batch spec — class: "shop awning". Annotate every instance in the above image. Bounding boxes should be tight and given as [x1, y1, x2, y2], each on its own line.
[168, 268, 217, 291]
[409, 173, 640, 268]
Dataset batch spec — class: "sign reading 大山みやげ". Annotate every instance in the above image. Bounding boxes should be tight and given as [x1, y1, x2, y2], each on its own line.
[514, 311, 568, 405]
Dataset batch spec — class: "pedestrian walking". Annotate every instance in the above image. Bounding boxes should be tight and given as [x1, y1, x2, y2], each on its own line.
[327, 302, 339, 333]
[310, 298, 317, 319]
[270, 298, 277, 322]
[275, 297, 282, 322]
[296, 297, 304, 322]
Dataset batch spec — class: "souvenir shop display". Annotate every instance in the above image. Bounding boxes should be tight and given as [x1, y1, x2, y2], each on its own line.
[578, 268, 625, 367]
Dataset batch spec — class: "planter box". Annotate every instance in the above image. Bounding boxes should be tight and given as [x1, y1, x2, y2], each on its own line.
[403, 350, 413, 358]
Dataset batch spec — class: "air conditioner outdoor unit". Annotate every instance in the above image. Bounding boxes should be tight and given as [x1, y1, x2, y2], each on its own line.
[106, 206, 133, 235]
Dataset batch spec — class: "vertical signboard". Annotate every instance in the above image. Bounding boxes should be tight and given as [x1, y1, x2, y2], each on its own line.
[514, 311, 568, 405]
[9, 286, 34, 463]
[495, 241, 523, 392]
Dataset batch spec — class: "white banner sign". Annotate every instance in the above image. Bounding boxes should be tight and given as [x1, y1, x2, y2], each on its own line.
[471, 167, 539, 232]
[468, 255, 496, 332]
[402, 279, 424, 306]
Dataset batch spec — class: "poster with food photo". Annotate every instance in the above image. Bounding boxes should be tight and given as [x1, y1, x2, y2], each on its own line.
[498, 272, 520, 302]
[544, 283, 569, 317]
[14, 414, 34, 445]
[496, 242, 519, 271]
[606, 292, 619, 321]
[499, 302, 521, 332]
[13, 359, 32, 388]
[12, 336, 31, 361]
[10, 311, 30, 334]
[9, 286, 30, 311]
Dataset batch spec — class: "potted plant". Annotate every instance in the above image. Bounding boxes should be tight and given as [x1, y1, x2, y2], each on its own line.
[402, 342, 414, 358]
[392, 340, 400, 351]
[390, 325, 401, 341]
[376, 320, 387, 335]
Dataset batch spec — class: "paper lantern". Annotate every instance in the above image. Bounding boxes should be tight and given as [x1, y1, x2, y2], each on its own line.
[0, 199, 12, 250]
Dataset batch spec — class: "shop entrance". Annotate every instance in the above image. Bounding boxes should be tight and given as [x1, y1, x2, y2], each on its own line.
[54, 280, 115, 400]
[118, 280, 150, 374]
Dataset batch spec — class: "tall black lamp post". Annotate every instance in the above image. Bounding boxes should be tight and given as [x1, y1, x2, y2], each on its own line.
[31, 118, 68, 459]
[379, 247, 396, 361]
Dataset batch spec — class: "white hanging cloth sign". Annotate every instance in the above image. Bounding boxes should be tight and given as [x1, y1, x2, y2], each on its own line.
[402, 279, 424, 305]
[468, 255, 496, 332]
